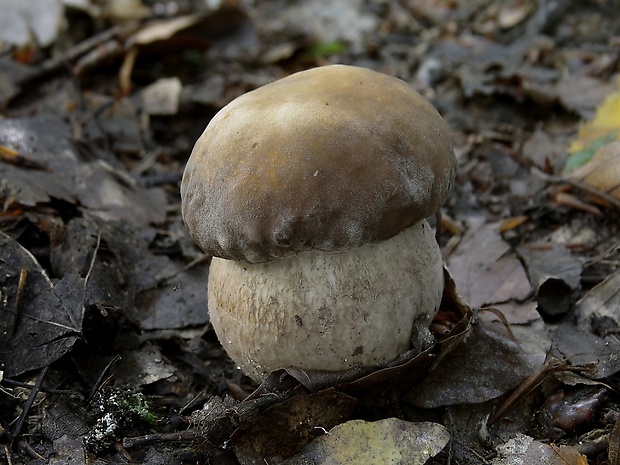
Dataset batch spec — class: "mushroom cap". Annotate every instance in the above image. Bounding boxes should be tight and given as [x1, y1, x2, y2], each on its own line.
[181, 64, 456, 264]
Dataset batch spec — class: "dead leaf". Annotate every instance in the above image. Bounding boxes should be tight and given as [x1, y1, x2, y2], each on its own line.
[0, 113, 168, 227]
[130, 260, 210, 330]
[0, 0, 64, 48]
[521, 127, 571, 171]
[286, 419, 449, 465]
[51, 216, 210, 331]
[497, 0, 533, 30]
[567, 141, 620, 200]
[77, 162, 168, 226]
[234, 389, 357, 464]
[549, 324, 620, 379]
[0, 114, 79, 206]
[517, 244, 582, 318]
[406, 319, 550, 408]
[484, 301, 540, 325]
[492, 433, 588, 465]
[567, 79, 620, 155]
[0, 232, 90, 376]
[557, 75, 616, 120]
[564, 77, 620, 189]
[273, 0, 378, 52]
[140, 77, 182, 116]
[575, 268, 620, 337]
[115, 344, 176, 386]
[447, 219, 532, 309]
[128, 13, 209, 46]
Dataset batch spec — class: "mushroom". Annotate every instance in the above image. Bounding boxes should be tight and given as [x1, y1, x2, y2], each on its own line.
[181, 64, 457, 382]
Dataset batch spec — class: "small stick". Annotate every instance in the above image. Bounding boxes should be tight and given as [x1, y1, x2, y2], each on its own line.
[0, 378, 83, 399]
[11, 366, 50, 445]
[3, 445, 14, 465]
[488, 358, 597, 425]
[87, 354, 121, 404]
[532, 167, 620, 210]
[16, 24, 138, 85]
[16, 440, 46, 462]
[123, 429, 202, 448]
[10, 267, 28, 336]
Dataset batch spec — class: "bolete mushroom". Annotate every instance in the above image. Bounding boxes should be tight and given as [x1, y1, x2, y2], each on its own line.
[181, 64, 457, 382]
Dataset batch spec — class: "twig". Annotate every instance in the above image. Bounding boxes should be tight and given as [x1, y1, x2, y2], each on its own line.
[11, 365, 50, 445]
[123, 429, 202, 448]
[0, 378, 84, 399]
[16, 24, 138, 85]
[532, 167, 620, 210]
[9, 267, 28, 336]
[477, 307, 520, 348]
[16, 440, 47, 462]
[488, 358, 598, 424]
[87, 354, 121, 404]
[3, 445, 13, 465]
[178, 388, 210, 415]
[157, 253, 210, 286]
[0, 145, 50, 171]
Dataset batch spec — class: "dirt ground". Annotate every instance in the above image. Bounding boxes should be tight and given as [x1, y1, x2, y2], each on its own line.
[1, 0, 620, 464]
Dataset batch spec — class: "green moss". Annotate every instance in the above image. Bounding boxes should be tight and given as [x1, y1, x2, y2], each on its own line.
[308, 41, 346, 58]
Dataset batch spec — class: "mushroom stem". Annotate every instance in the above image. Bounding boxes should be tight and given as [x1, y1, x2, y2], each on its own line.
[207, 220, 443, 382]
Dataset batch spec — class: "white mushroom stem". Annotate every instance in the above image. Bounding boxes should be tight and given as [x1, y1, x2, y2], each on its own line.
[207, 220, 444, 382]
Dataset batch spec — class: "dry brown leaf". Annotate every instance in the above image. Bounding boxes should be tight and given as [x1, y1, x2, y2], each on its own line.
[568, 141, 620, 200]
[286, 419, 449, 465]
[128, 13, 208, 46]
[575, 268, 620, 335]
[493, 434, 588, 465]
[447, 219, 532, 309]
[498, 0, 533, 29]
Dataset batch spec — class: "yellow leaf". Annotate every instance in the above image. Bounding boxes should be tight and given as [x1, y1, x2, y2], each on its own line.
[568, 141, 620, 199]
[291, 419, 449, 465]
[568, 78, 620, 154]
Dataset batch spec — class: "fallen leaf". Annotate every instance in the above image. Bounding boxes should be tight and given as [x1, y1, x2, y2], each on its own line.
[492, 433, 588, 465]
[287, 419, 449, 465]
[517, 244, 582, 318]
[0, 232, 89, 376]
[406, 319, 550, 408]
[128, 13, 209, 46]
[549, 324, 620, 379]
[575, 268, 620, 336]
[497, 0, 533, 30]
[564, 77, 620, 183]
[115, 344, 176, 386]
[0, 0, 64, 48]
[130, 260, 210, 330]
[557, 75, 616, 120]
[447, 219, 532, 309]
[234, 389, 357, 464]
[567, 79, 620, 154]
[77, 162, 168, 226]
[140, 77, 182, 116]
[567, 140, 620, 200]
[0, 114, 80, 206]
[51, 216, 210, 331]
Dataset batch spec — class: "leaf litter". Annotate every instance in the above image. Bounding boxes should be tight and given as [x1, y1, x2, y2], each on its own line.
[0, 0, 620, 464]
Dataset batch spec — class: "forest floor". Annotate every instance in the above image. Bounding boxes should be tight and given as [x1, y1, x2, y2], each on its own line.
[1, 0, 620, 464]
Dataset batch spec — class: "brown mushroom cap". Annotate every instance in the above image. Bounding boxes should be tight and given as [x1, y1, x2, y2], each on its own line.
[181, 64, 456, 264]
